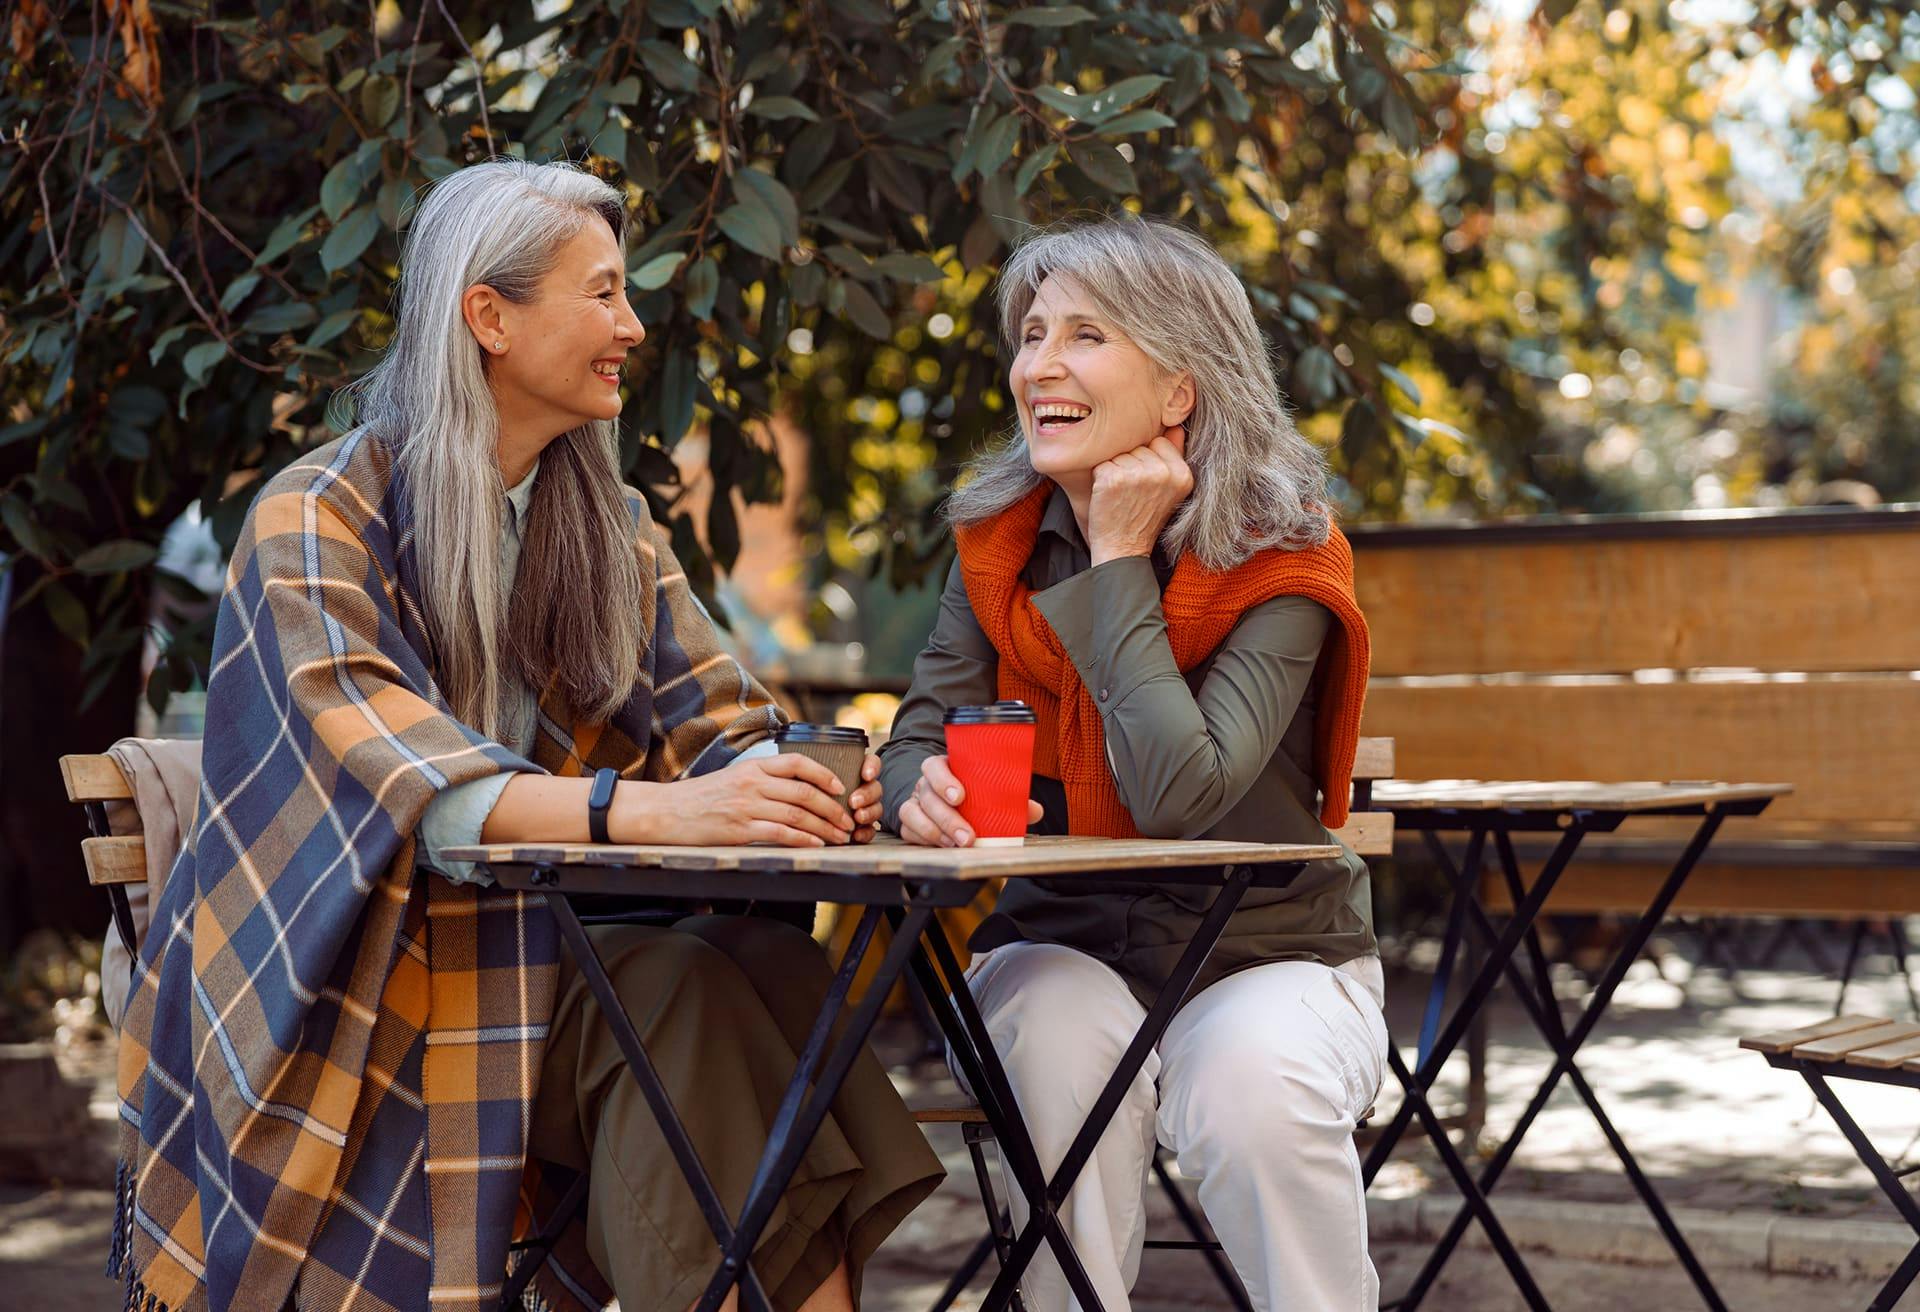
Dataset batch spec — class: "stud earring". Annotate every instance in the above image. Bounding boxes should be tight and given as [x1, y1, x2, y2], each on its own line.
[492, 340, 504, 351]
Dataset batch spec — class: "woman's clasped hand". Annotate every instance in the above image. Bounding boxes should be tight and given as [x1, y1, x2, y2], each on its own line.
[631, 752, 885, 847]
[895, 753, 1045, 848]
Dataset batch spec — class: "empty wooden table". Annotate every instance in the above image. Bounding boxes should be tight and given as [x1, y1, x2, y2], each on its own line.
[1368, 780, 1791, 1312]
[450, 834, 1338, 1312]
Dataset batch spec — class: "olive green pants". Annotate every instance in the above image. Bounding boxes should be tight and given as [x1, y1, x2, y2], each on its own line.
[528, 915, 943, 1311]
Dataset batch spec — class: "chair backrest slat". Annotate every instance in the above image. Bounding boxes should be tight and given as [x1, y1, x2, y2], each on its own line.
[60, 754, 134, 805]
[83, 835, 147, 886]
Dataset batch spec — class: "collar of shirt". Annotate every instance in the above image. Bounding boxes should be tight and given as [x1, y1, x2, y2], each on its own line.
[1031, 481, 1175, 588]
[504, 457, 540, 535]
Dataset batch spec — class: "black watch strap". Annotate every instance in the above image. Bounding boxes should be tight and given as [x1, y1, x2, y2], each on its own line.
[587, 767, 619, 845]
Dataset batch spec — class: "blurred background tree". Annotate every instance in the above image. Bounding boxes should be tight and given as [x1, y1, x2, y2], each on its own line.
[2, 0, 1916, 941]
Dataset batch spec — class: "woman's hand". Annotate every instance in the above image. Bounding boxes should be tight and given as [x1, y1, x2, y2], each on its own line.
[619, 754, 855, 847]
[848, 754, 884, 845]
[1086, 424, 1193, 567]
[896, 754, 1044, 848]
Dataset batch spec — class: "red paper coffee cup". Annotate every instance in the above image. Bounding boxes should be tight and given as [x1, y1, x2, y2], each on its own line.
[943, 701, 1038, 846]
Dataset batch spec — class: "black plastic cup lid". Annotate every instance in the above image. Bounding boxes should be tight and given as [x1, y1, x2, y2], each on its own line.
[775, 722, 870, 746]
[943, 700, 1038, 726]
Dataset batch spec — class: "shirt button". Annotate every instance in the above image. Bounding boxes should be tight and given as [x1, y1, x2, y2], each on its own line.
[1098, 688, 1110, 703]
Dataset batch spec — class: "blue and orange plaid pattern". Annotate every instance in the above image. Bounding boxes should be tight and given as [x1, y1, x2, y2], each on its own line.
[110, 431, 783, 1312]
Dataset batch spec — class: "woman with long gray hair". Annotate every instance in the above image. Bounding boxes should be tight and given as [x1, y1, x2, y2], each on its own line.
[111, 159, 940, 1312]
[880, 217, 1386, 1311]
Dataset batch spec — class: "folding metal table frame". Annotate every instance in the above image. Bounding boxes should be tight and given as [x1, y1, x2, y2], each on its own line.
[461, 835, 1334, 1312]
[1369, 781, 1789, 1312]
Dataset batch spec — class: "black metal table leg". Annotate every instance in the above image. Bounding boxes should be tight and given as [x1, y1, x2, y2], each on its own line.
[690, 899, 940, 1312]
[902, 904, 1100, 1311]
[1364, 821, 1590, 1187]
[543, 891, 778, 1312]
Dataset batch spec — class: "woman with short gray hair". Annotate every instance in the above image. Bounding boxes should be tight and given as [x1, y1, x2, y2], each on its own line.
[881, 217, 1387, 1311]
[112, 159, 940, 1312]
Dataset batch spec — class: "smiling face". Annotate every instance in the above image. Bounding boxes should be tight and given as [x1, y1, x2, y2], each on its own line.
[465, 218, 644, 449]
[1010, 274, 1193, 488]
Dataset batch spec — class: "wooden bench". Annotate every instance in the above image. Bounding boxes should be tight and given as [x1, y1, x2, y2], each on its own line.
[1350, 506, 1920, 936]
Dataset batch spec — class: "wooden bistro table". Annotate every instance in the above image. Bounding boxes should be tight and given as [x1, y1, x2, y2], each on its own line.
[1367, 780, 1791, 1312]
[446, 833, 1339, 1312]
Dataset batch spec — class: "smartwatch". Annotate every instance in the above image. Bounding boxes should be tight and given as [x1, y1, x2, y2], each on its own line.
[587, 767, 619, 844]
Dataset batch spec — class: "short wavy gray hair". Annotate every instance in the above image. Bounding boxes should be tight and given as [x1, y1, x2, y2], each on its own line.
[945, 217, 1332, 566]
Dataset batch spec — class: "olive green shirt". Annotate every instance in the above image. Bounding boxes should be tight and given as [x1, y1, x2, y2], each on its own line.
[879, 487, 1375, 1005]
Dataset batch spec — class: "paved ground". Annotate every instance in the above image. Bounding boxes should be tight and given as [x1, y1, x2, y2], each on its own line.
[10, 922, 1920, 1308]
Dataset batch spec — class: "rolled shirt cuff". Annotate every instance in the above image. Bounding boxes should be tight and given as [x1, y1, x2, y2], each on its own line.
[417, 771, 517, 885]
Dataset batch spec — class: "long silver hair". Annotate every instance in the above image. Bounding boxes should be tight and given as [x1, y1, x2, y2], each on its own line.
[946, 217, 1333, 565]
[338, 159, 647, 737]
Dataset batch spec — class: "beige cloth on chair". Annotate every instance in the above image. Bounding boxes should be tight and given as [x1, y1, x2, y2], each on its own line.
[99, 737, 202, 1028]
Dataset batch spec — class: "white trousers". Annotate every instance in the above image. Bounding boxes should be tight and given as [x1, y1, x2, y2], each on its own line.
[960, 943, 1389, 1312]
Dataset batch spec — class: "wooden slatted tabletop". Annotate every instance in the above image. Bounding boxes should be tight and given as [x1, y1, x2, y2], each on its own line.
[1373, 780, 1793, 813]
[443, 833, 1343, 881]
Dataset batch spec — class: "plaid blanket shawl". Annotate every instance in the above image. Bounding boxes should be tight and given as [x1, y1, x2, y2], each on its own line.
[110, 431, 783, 1312]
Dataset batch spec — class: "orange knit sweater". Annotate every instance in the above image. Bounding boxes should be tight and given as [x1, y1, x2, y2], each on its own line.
[954, 485, 1371, 836]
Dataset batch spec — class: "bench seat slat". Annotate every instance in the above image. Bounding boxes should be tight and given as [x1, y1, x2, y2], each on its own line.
[1738, 1016, 1887, 1055]
[1792, 1021, 1920, 1061]
[911, 1101, 988, 1124]
[1843, 1034, 1920, 1070]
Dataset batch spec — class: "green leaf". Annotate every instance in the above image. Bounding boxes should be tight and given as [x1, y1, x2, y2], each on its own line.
[42, 581, 89, 649]
[1169, 52, 1208, 114]
[218, 272, 261, 314]
[591, 115, 628, 167]
[0, 495, 53, 559]
[629, 251, 685, 290]
[183, 340, 227, 384]
[973, 111, 1023, 179]
[1282, 7, 1319, 53]
[1379, 363, 1424, 407]
[873, 252, 946, 284]
[1068, 138, 1136, 194]
[1210, 70, 1252, 122]
[1096, 109, 1176, 136]
[361, 74, 401, 128]
[1292, 346, 1337, 407]
[255, 208, 317, 265]
[321, 153, 366, 222]
[637, 41, 702, 93]
[1084, 74, 1167, 120]
[716, 201, 786, 262]
[746, 95, 820, 122]
[799, 156, 856, 210]
[321, 206, 381, 274]
[1382, 92, 1421, 153]
[307, 308, 360, 349]
[838, 278, 893, 340]
[148, 323, 191, 364]
[99, 212, 144, 283]
[244, 302, 319, 335]
[684, 257, 720, 319]
[659, 348, 696, 445]
[73, 540, 157, 574]
[1014, 141, 1060, 194]
[1005, 5, 1097, 27]
[734, 169, 801, 246]
[1340, 398, 1383, 464]
[1032, 85, 1090, 119]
